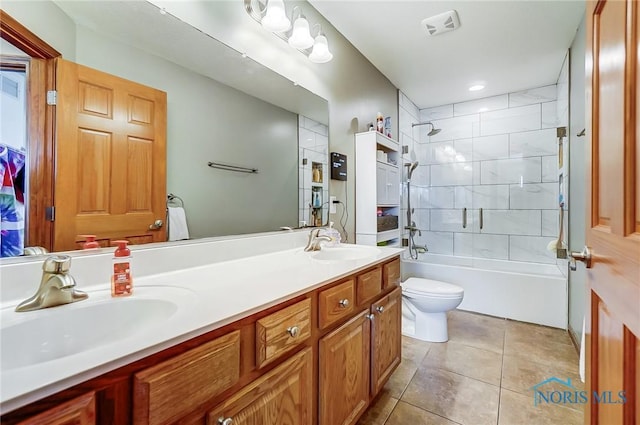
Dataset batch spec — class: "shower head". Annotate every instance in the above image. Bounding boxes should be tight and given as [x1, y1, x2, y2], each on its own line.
[405, 161, 419, 179]
[411, 121, 441, 137]
[427, 126, 441, 136]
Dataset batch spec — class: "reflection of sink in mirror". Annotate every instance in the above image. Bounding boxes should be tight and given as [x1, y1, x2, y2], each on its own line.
[1, 293, 180, 372]
[311, 246, 380, 262]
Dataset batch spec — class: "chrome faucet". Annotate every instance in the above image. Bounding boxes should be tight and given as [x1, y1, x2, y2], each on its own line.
[304, 228, 332, 252]
[15, 255, 88, 312]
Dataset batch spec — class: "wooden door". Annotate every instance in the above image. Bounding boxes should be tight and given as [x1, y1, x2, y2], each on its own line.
[585, 1, 640, 423]
[370, 287, 401, 396]
[319, 310, 370, 425]
[54, 58, 166, 251]
[207, 348, 313, 425]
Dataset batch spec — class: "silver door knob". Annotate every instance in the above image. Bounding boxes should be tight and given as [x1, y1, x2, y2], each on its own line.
[148, 219, 164, 230]
[218, 418, 233, 425]
[287, 326, 300, 337]
[339, 299, 350, 308]
[376, 305, 384, 314]
[569, 246, 592, 271]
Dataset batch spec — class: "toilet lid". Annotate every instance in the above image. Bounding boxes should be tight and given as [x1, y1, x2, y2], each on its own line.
[402, 277, 464, 297]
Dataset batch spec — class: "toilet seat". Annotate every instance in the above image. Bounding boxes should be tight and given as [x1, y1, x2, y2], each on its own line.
[402, 277, 464, 298]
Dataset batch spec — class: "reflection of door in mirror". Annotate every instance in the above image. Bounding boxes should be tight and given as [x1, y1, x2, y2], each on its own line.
[0, 59, 28, 257]
[53, 59, 167, 251]
[298, 117, 329, 227]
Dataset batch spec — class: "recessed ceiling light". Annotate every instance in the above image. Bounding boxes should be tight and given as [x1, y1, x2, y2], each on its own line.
[469, 84, 485, 92]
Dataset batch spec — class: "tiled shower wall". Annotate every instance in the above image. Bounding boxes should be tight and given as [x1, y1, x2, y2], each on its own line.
[298, 116, 329, 226]
[399, 85, 562, 264]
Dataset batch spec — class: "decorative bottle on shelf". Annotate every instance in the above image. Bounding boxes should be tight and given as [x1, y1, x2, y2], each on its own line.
[376, 112, 384, 134]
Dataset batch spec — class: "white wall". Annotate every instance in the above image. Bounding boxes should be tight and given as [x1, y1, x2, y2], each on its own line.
[1, 0, 76, 60]
[409, 86, 561, 264]
[150, 0, 399, 242]
[0, 71, 27, 150]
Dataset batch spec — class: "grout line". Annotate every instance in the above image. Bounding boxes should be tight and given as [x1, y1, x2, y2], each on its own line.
[398, 399, 465, 425]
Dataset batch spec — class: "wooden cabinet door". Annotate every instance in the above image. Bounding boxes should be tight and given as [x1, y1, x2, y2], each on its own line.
[54, 58, 167, 251]
[585, 1, 640, 423]
[16, 392, 95, 425]
[207, 348, 313, 425]
[319, 310, 371, 425]
[370, 287, 402, 396]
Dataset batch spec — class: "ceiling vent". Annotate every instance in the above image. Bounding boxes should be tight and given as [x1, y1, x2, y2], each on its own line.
[421, 10, 460, 37]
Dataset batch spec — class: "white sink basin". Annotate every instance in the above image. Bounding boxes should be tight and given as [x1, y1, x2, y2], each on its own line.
[310, 245, 380, 262]
[1, 288, 189, 372]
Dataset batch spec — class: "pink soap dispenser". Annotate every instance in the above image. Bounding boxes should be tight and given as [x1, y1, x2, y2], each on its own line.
[111, 240, 133, 297]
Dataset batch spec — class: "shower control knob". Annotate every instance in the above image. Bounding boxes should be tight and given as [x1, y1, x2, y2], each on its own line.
[339, 299, 350, 308]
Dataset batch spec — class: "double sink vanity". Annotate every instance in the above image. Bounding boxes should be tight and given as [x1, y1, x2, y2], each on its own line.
[0, 231, 402, 425]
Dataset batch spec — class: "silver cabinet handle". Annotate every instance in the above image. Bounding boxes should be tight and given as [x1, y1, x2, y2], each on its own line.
[479, 208, 483, 230]
[218, 418, 233, 425]
[287, 326, 300, 337]
[339, 299, 350, 308]
[462, 208, 467, 229]
[569, 246, 593, 271]
[148, 219, 164, 230]
[376, 305, 384, 314]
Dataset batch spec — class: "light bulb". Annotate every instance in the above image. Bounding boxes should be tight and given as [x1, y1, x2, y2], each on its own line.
[309, 34, 333, 63]
[261, 0, 290, 33]
[288, 16, 314, 49]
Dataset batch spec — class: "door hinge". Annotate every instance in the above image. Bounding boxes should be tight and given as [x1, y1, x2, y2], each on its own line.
[45, 206, 55, 222]
[46, 90, 57, 105]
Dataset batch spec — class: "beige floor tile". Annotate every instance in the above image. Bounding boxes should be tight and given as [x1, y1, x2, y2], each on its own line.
[503, 335, 578, 371]
[402, 366, 500, 425]
[447, 315, 505, 354]
[357, 389, 398, 425]
[422, 341, 503, 386]
[502, 354, 584, 412]
[498, 388, 584, 425]
[449, 309, 507, 330]
[385, 401, 460, 425]
[506, 320, 574, 347]
[383, 360, 419, 399]
[402, 335, 433, 365]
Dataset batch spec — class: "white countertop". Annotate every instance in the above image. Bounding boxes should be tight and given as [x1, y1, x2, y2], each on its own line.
[0, 243, 402, 415]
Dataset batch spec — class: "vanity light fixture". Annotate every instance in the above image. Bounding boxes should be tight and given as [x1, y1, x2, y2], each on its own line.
[309, 26, 333, 64]
[288, 8, 314, 49]
[261, 0, 291, 32]
[244, 0, 333, 63]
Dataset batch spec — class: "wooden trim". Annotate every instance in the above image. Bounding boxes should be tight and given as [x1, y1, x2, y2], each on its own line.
[0, 10, 59, 251]
[624, 0, 637, 236]
[0, 10, 60, 59]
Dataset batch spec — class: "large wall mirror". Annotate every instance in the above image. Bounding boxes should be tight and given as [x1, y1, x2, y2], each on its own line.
[0, 0, 329, 259]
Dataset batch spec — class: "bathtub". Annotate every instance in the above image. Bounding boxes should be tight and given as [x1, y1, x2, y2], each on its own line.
[401, 253, 568, 329]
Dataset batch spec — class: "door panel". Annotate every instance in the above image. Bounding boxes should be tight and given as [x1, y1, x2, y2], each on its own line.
[54, 59, 166, 251]
[586, 1, 640, 423]
[370, 287, 401, 396]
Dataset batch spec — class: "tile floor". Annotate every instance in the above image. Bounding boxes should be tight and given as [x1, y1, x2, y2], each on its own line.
[359, 310, 584, 425]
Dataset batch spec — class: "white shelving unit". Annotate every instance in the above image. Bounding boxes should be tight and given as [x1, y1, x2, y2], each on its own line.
[355, 131, 401, 247]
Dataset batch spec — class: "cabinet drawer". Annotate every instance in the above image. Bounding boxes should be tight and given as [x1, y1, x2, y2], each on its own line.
[383, 258, 400, 289]
[319, 279, 355, 329]
[356, 267, 382, 305]
[256, 298, 311, 368]
[133, 331, 241, 425]
[207, 348, 313, 425]
[16, 392, 96, 425]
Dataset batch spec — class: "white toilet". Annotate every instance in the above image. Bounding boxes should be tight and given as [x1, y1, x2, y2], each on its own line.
[401, 277, 464, 342]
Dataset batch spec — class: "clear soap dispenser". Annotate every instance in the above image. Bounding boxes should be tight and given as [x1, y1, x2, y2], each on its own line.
[326, 222, 341, 247]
